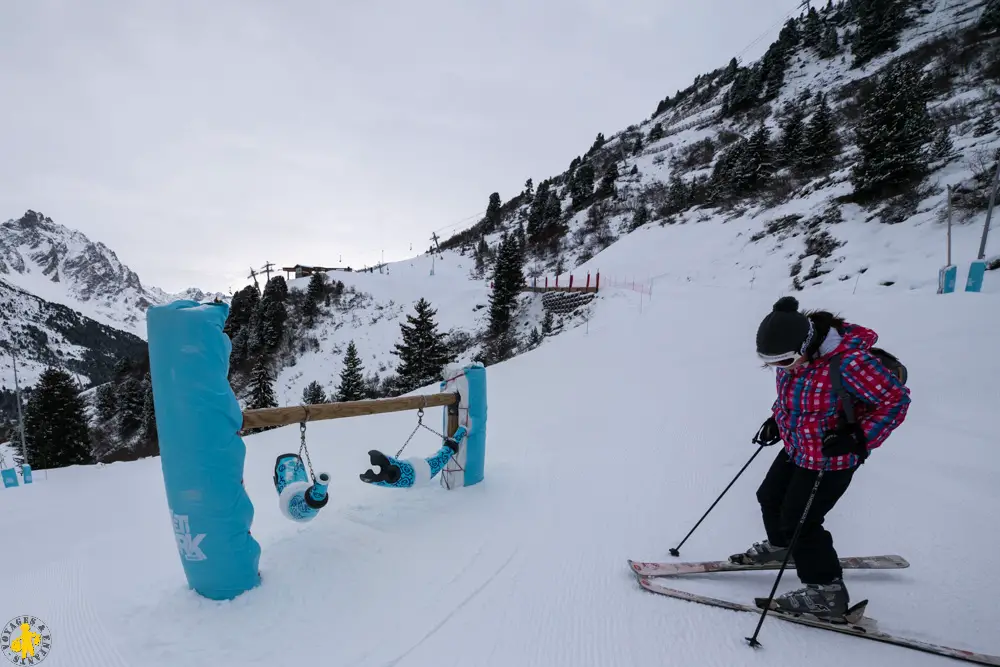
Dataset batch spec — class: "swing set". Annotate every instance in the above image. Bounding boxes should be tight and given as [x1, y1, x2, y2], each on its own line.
[145, 298, 487, 601]
[244, 391, 473, 522]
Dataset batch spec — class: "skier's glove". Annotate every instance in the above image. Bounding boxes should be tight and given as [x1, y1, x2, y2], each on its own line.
[821, 424, 868, 462]
[753, 416, 781, 446]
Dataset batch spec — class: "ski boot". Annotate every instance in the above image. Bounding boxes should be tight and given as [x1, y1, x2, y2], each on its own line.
[729, 539, 790, 566]
[764, 578, 851, 621]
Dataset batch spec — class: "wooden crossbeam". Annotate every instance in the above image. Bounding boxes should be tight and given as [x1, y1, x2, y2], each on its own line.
[241, 392, 460, 431]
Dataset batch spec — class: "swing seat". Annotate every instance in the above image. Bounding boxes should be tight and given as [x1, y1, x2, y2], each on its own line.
[274, 454, 308, 495]
[274, 454, 330, 522]
[360, 426, 467, 489]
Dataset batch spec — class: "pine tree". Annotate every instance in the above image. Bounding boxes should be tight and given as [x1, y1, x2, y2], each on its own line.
[710, 138, 749, 202]
[803, 7, 823, 47]
[247, 357, 278, 411]
[596, 164, 619, 199]
[541, 310, 554, 336]
[484, 192, 503, 233]
[819, 23, 841, 58]
[303, 272, 326, 324]
[225, 284, 261, 366]
[588, 132, 606, 154]
[665, 173, 689, 214]
[735, 124, 773, 194]
[571, 162, 595, 209]
[800, 92, 841, 173]
[95, 382, 117, 422]
[21, 367, 93, 469]
[851, 60, 933, 199]
[391, 298, 453, 394]
[526, 180, 552, 242]
[487, 233, 525, 339]
[140, 372, 157, 446]
[528, 327, 543, 348]
[780, 101, 807, 168]
[931, 127, 954, 162]
[524, 178, 534, 199]
[301, 381, 326, 404]
[981, 0, 1000, 31]
[648, 122, 664, 142]
[117, 375, 145, 441]
[722, 64, 764, 117]
[335, 341, 366, 402]
[852, 0, 908, 68]
[974, 109, 996, 137]
[257, 276, 289, 352]
[630, 204, 650, 231]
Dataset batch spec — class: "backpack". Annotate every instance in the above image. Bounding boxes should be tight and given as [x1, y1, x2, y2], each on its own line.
[829, 347, 907, 424]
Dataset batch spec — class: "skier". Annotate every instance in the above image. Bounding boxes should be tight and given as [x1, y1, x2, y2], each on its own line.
[732, 296, 910, 619]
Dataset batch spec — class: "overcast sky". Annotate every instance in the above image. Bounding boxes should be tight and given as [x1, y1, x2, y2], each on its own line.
[1, 0, 798, 294]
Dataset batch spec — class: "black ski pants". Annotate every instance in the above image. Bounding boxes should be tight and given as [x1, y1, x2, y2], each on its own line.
[756, 448, 857, 585]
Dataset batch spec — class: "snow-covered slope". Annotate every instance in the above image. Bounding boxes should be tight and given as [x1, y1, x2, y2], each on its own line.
[0, 279, 997, 667]
[0, 279, 147, 389]
[443, 0, 999, 298]
[268, 254, 552, 406]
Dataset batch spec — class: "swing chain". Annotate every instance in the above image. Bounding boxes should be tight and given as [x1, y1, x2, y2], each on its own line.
[299, 421, 317, 482]
[395, 408, 424, 458]
[394, 404, 459, 458]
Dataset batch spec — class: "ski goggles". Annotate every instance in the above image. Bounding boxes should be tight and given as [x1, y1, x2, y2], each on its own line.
[758, 350, 804, 368]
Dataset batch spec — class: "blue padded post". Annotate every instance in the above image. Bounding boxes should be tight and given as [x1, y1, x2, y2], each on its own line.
[146, 300, 261, 601]
[965, 259, 986, 292]
[439, 363, 487, 489]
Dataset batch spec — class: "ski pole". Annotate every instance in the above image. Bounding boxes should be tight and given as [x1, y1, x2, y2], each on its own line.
[745, 467, 825, 649]
[669, 444, 765, 557]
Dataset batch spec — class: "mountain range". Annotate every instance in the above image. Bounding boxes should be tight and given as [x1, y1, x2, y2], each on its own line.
[0, 210, 224, 391]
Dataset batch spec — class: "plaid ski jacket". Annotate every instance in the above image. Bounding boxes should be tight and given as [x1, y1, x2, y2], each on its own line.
[772, 323, 911, 471]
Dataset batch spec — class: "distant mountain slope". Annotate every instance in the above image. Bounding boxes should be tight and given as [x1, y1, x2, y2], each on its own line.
[1, 210, 226, 337]
[440, 0, 999, 294]
[0, 210, 225, 390]
[0, 279, 147, 390]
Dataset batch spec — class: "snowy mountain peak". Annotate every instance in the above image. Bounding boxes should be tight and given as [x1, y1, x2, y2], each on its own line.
[0, 210, 229, 391]
[0, 210, 227, 340]
[0, 210, 153, 327]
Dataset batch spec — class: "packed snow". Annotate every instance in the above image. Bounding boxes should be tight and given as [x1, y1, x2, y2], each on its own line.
[1, 269, 998, 666]
[4, 0, 1000, 663]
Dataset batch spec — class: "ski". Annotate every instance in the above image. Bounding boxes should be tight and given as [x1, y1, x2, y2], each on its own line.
[634, 576, 1000, 666]
[628, 554, 909, 578]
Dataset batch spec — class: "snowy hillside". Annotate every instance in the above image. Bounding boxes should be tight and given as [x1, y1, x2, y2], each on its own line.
[439, 0, 1000, 298]
[0, 279, 147, 389]
[266, 253, 555, 406]
[0, 210, 224, 390]
[1, 277, 997, 666]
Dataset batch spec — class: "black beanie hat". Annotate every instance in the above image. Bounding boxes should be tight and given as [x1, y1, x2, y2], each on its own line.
[756, 296, 813, 359]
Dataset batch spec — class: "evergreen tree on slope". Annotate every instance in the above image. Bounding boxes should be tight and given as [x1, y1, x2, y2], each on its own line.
[302, 381, 327, 405]
[800, 92, 841, 174]
[484, 233, 526, 363]
[21, 367, 93, 469]
[335, 341, 367, 402]
[391, 298, 453, 394]
[248, 357, 278, 411]
[851, 60, 933, 200]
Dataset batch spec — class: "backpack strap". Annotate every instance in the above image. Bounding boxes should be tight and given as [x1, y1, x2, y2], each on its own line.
[828, 352, 857, 425]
